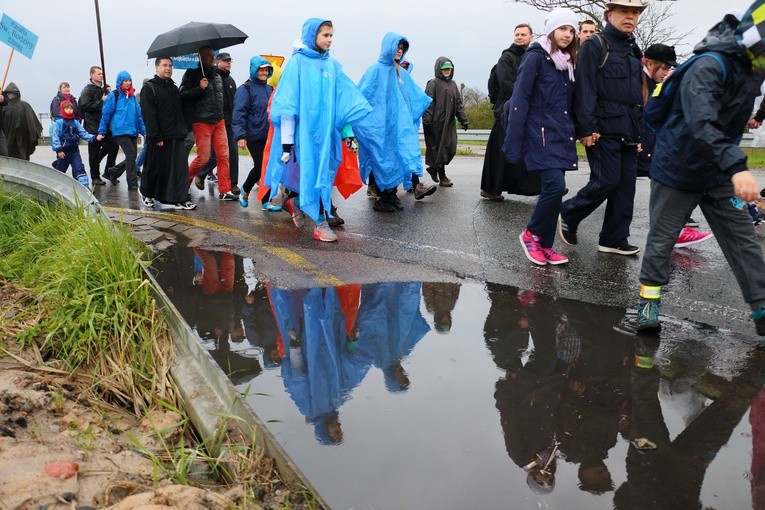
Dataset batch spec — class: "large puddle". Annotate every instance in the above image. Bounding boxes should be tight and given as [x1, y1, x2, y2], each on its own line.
[152, 246, 765, 510]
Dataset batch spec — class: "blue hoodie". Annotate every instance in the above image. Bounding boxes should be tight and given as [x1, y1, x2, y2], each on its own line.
[354, 32, 432, 191]
[232, 56, 273, 142]
[265, 18, 372, 222]
[98, 70, 146, 137]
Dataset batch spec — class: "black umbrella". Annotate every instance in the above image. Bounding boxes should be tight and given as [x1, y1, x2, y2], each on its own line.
[146, 21, 248, 58]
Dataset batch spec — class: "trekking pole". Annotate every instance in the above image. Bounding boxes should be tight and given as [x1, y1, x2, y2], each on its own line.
[94, 0, 107, 86]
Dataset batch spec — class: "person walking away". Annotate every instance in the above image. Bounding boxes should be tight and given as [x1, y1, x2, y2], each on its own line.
[481, 23, 534, 200]
[355, 32, 434, 213]
[196, 52, 240, 193]
[140, 57, 196, 210]
[504, 8, 579, 266]
[97, 71, 146, 191]
[422, 58, 469, 187]
[180, 45, 236, 201]
[79, 66, 118, 185]
[1, 82, 42, 160]
[559, 0, 647, 256]
[234, 56, 276, 210]
[634, 5, 765, 336]
[50, 82, 81, 121]
[638, 43, 714, 249]
[50, 100, 94, 188]
[264, 18, 371, 242]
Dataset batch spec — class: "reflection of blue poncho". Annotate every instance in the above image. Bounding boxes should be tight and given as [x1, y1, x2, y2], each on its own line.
[355, 32, 432, 191]
[266, 18, 372, 222]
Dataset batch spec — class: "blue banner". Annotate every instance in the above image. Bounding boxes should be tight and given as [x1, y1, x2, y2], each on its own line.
[0, 14, 38, 59]
[171, 50, 219, 69]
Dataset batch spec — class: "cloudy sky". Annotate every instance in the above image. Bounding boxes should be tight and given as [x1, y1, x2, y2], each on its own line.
[0, 0, 755, 113]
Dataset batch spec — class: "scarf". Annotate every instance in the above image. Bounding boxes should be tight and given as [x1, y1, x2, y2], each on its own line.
[121, 82, 135, 98]
[538, 37, 575, 82]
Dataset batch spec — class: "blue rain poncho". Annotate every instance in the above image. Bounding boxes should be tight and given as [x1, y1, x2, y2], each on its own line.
[355, 32, 432, 191]
[265, 18, 372, 222]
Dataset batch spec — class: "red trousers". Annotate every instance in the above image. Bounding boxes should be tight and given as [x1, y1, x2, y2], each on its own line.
[188, 120, 231, 193]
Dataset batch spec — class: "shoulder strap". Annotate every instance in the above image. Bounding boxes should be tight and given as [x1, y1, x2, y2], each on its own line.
[593, 33, 610, 69]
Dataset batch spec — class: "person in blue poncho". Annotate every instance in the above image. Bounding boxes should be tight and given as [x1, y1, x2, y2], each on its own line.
[355, 32, 435, 213]
[265, 18, 372, 242]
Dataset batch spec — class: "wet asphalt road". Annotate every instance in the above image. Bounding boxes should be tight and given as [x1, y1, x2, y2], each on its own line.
[29, 150, 765, 340]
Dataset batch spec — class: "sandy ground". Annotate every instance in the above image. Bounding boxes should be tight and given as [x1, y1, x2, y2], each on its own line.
[0, 281, 308, 510]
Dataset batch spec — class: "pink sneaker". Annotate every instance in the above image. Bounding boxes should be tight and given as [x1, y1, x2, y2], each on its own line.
[674, 227, 713, 248]
[519, 230, 547, 265]
[313, 221, 338, 242]
[283, 197, 305, 228]
[541, 247, 569, 265]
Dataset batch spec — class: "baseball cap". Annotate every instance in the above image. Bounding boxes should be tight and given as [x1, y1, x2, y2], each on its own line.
[643, 44, 678, 67]
[217, 52, 232, 61]
[440, 60, 454, 70]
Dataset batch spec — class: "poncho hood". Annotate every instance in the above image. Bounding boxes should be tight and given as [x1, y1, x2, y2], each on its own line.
[297, 18, 330, 59]
[377, 32, 409, 65]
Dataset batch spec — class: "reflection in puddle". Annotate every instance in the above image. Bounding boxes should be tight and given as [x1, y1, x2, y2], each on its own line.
[151, 246, 765, 510]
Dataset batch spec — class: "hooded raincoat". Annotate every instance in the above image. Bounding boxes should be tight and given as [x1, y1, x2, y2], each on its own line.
[2, 83, 42, 160]
[355, 32, 432, 191]
[98, 71, 146, 138]
[265, 18, 372, 222]
[422, 57, 469, 168]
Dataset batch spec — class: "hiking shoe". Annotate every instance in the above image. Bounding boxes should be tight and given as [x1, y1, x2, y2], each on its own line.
[206, 172, 218, 182]
[239, 195, 249, 208]
[373, 199, 396, 212]
[519, 230, 547, 266]
[177, 200, 197, 210]
[674, 227, 713, 248]
[392, 194, 404, 210]
[414, 183, 437, 200]
[194, 175, 205, 190]
[283, 197, 306, 227]
[262, 202, 282, 212]
[636, 300, 661, 333]
[231, 185, 241, 195]
[313, 221, 338, 242]
[685, 217, 700, 228]
[219, 192, 237, 201]
[752, 308, 765, 336]
[104, 169, 118, 186]
[439, 176, 453, 187]
[480, 189, 504, 201]
[367, 184, 380, 199]
[141, 194, 155, 207]
[598, 243, 640, 256]
[92, 177, 106, 186]
[541, 247, 569, 265]
[77, 175, 90, 188]
[558, 215, 577, 245]
[426, 167, 439, 183]
[756, 218, 765, 227]
[328, 215, 345, 228]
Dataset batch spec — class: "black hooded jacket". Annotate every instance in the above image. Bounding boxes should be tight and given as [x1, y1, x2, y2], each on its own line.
[491, 44, 527, 120]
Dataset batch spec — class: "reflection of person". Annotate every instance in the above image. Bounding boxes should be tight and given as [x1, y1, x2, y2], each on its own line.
[492, 290, 566, 494]
[614, 338, 760, 510]
[422, 282, 460, 333]
[239, 258, 281, 368]
[2, 82, 42, 160]
[751, 389, 765, 508]
[422, 57, 469, 187]
[355, 282, 430, 392]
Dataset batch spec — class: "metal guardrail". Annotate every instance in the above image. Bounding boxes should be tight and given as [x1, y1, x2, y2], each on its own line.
[0, 157, 327, 508]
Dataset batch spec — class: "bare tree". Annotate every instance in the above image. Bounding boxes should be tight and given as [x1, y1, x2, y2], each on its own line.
[460, 83, 488, 109]
[510, 0, 692, 50]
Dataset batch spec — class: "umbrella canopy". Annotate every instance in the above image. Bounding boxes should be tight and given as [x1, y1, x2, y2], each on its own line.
[146, 21, 248, 58]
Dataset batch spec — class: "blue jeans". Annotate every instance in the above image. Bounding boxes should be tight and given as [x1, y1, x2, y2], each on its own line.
[560, 137, 637, 246]
[526, 168, 566, 248]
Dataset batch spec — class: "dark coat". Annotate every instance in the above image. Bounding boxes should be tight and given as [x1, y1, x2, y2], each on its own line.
[216, 67, 236, 126]
[503, 43, 578, 172]
[50, 91, 81, 122]
[79, 81, 107, 134]
[232, 79, 272, 142]
[179, 65, 224, 125]
[422, 56, 469, 167]
[140, 75, 188, 142]
[2, 83, 42, 160]
[650, 16, 760, 191]
[573, 23, 644, 142]
[491, 43, 527, 120]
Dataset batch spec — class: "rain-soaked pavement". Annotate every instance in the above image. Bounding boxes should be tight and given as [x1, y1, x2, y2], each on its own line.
[151, 244, 765, 510]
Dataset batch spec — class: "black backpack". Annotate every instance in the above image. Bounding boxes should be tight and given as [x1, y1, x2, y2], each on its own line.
[487, 64, 499, 105]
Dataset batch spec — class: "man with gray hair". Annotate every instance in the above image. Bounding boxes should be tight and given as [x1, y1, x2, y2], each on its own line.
[559, 0, 647, 255]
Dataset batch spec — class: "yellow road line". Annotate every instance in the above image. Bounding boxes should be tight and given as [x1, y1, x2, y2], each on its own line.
[103, 206, 344, 287]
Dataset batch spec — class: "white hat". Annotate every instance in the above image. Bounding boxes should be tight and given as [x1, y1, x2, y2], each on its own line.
[605, 0, 648, 11]
[544, 7, 580, 36]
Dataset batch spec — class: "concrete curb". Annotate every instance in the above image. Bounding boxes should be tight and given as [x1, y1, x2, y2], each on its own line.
[0, 157, 327, 508]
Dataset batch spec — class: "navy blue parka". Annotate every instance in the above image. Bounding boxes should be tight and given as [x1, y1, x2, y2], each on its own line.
[502, 43, 578, 172]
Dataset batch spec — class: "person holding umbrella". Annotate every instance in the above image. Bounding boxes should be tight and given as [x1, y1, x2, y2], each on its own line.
[179, 45, 236, 201]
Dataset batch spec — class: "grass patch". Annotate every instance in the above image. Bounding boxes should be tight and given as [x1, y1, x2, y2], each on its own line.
[0, 191, 174, 413]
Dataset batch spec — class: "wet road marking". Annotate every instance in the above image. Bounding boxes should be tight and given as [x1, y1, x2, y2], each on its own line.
[103, 207, 344, 287]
